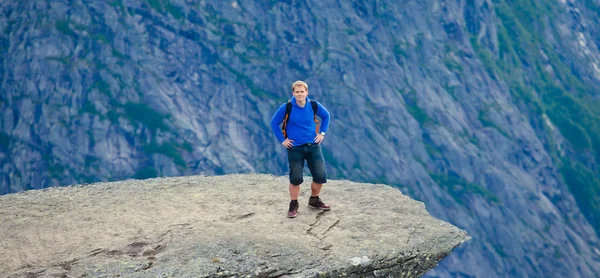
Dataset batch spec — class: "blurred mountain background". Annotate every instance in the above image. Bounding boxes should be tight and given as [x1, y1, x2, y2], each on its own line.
[1, 0, 600, 277]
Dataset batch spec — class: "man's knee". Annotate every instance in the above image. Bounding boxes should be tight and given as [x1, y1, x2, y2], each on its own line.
[312, 171, 327, 184]
[288, 149, 305, 186]
[290, 179, 303, 186]
[310, 163, 327, 184]
[308, 159, 327, 184]
[289, 165, 304, 185]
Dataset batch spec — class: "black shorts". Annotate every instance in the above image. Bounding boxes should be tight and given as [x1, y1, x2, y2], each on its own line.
[287, 143, 327, 185]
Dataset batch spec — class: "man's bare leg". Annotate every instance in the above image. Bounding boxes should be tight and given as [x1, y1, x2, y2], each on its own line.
[289, 183, 300, 200]
[311, 182, 322, 197]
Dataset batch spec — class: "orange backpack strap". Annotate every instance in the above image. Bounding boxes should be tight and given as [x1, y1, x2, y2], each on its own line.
[311, 100, 320, 134]
[282, 101, 293, 138]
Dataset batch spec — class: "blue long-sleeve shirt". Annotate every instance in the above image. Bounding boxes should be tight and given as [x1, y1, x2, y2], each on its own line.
[270, 96, 330, 145]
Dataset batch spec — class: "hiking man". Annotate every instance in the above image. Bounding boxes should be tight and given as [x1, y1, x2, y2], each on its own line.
[270, 80, 331, 218]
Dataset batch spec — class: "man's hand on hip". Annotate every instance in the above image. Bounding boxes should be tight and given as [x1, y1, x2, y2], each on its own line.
[314, 134, 325, 144]
[282, 138, 294, 148]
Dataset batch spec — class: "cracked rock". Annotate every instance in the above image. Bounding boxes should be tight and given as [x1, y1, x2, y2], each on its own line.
[0, 174, 469, 277]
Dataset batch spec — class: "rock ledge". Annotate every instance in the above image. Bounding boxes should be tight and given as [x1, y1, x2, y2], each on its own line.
[0, 174, 469, 277]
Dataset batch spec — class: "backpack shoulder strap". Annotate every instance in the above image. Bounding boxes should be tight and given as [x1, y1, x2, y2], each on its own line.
[310, 100, 320, 134]
[282, 101, 293, 138]
[285, 100, 293, 115]
[310, 100, 318, 115]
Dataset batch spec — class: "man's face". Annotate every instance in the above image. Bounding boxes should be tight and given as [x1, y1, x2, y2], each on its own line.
[292, 86, 308, 101]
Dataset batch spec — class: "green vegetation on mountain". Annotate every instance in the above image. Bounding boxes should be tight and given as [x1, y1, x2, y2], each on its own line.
[473, 0, 600, 233]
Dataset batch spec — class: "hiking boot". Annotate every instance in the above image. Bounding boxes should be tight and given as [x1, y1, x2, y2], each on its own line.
[288, 200, 298, 218]
[308, 197, 331, 211]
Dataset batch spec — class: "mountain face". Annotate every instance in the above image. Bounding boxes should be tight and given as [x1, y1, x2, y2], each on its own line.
[1, 0, 600, 277]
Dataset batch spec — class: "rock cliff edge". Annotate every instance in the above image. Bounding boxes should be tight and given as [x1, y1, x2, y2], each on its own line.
[0, 174, 469, 277]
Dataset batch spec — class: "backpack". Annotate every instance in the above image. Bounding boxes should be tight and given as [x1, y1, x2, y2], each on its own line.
[282, 100, 319, 139]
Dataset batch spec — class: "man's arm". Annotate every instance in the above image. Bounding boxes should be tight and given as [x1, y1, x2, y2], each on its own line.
[317, 102, 330, 133]
[270, 103, 287, 143]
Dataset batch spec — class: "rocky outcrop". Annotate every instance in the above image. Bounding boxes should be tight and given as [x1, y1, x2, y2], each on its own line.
[0, 174, 468, 278]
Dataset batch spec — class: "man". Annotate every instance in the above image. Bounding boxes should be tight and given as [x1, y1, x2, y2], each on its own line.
[270, 80, 331, 218]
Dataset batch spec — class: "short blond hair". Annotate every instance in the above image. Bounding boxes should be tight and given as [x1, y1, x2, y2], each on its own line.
[291, 80, 308, 91]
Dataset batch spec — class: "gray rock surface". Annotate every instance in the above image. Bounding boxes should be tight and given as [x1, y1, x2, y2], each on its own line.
[0, 174, 468, 278]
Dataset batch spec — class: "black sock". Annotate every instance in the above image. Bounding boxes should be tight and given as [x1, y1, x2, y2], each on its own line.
[290, 200, 298, 203]
[310, 196, 319, 199]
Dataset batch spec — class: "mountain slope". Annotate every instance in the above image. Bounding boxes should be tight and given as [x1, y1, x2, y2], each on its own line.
[1, 0, 600, 277]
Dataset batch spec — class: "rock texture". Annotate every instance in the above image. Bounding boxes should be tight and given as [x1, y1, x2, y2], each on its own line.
[0, 174, 468, 278]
